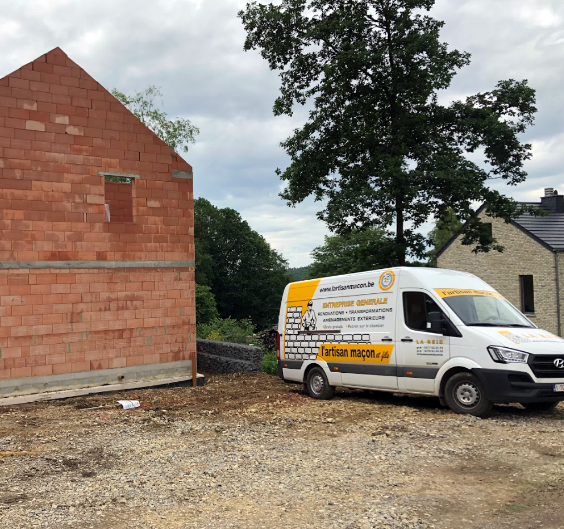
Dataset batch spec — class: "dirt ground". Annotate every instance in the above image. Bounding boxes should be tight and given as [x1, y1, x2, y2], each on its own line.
[1, 373, 564, 528]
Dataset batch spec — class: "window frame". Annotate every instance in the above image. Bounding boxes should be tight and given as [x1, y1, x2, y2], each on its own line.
[402, 291, 461, 337]
[402, 291, 443, 335]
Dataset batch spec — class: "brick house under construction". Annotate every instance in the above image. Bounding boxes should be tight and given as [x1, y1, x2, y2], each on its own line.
[0, 48, 197, 399]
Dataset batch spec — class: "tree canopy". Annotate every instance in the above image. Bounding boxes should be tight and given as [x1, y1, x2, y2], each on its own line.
[195, 284, 220, 325]
[309, 228, 399, 277]
[287, 266, 310, 281]
[427, 208, 463, 266]
[112, 86, 199, 153]
[194, 198, 290, 329]
[239, 0, 537, 265]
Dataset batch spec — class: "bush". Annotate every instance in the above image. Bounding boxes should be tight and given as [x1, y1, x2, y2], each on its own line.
[196, 317, 255, 344]
[262, 351, 278, 376]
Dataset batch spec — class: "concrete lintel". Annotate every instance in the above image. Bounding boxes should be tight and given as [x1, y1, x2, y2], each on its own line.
[0, 260, 195, 270]
[171, 170, 193, 180]
[98, 171, 141, 179]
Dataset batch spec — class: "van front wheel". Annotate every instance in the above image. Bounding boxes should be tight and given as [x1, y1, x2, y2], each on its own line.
[444, 372, 492, 417]
[305, 367, 335, 400]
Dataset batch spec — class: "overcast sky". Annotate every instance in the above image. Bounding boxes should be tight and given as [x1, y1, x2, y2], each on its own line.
[1, 0, 563, 267]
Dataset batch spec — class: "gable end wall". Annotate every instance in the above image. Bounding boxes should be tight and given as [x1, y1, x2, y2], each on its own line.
[0, 49, 196, 393]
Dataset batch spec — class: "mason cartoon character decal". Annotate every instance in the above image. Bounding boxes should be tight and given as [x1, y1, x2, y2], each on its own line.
[301, 300, 317, 331]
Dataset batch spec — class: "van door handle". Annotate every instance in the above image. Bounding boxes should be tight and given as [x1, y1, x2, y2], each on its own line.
[381, 337, 393, 342]
[401, 337, 413, 342]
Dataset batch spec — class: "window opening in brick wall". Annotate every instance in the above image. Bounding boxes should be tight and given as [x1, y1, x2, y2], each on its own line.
[103, 175, 134, 223]
[519, 275, 535, 314]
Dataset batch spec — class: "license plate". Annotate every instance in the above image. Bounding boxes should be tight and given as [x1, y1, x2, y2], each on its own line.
[554, 384, 564, 392]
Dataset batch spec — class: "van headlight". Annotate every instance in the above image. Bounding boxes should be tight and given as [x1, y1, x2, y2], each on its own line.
[488, 346, 529, 364]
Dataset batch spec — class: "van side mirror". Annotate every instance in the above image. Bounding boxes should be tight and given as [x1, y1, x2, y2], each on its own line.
[427, 311, 445, 334]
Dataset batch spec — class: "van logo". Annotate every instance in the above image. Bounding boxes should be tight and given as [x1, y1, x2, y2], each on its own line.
[554, 359, 564, 369]
[379, 270, 395, 291]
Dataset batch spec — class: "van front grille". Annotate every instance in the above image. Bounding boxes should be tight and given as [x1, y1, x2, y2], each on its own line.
[530, 355, 564, 379]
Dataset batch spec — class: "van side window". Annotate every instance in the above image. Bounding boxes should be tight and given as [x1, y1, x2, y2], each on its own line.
[403, 292, 444, 334]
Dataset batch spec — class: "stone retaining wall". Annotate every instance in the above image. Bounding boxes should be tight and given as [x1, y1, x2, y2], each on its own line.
[196, 339, 263, 374]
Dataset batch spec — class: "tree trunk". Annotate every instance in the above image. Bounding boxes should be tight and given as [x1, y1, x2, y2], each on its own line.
[396, 197, 406, 266]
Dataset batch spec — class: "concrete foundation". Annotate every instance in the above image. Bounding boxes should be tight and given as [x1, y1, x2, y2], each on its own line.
[0, 360, 199, 399]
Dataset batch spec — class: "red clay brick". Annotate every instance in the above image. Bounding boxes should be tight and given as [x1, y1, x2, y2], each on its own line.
[31, 365, 53, 376]
[11, 366, 32, 379]
[9, 107, 30, 120]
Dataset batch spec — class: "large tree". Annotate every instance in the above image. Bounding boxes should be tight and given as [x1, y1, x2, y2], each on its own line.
[194, 198, 290, 329]
[239, 0, 537, 265]
[309, 228, 399, 277]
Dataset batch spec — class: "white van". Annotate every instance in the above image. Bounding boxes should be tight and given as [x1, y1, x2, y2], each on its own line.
[276, 267, 564, 417]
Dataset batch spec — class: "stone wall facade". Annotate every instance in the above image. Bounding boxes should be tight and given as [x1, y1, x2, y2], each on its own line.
[0, 48, 196, 394]
[437, 212, 562, 336]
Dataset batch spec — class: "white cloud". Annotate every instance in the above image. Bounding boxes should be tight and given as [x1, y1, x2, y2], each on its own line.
[514, 4, 562, 28]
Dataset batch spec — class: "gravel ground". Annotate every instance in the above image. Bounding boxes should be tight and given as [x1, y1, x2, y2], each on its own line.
[1, 373, 564, 529]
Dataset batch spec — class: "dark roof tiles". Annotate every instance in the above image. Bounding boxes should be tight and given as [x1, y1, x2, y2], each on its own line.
[514, 208, 564, 251]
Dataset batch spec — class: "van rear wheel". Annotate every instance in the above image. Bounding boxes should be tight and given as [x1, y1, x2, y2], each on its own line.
[305, 367, 335, 400]
[444, 372, 492, 418]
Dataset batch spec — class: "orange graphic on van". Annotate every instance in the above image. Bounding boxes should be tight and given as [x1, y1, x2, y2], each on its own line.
[317, 344, 393, 363]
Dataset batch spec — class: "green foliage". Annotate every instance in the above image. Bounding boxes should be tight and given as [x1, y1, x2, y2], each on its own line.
[287, 266, 310, 282]
[195, 284, 220, 325]
[427, 208, 463, 266]
[196, 317, 255, 344]
[262, 351, 278, 376]
[111, 86, 199, 153]
[239, 0, 538, 265]
[194, 198, 290, 329]
[309, 228, 399, 278]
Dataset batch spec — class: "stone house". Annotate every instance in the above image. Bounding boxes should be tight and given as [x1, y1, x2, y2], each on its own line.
[437, 188, 564, 336]
[0, 48, 197, 399]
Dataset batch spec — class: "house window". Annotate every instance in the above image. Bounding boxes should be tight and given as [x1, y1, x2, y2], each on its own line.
[519, 275, 535, 314]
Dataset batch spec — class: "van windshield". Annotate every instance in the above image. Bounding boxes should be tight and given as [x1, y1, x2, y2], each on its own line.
[441, 295, 534, 327]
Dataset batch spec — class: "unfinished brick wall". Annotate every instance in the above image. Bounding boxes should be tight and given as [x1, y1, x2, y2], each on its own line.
[0, 48, 196, 389]
[0, 268, 194, 381]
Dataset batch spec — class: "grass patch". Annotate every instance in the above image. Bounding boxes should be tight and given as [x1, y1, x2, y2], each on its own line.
[504, 502, 528, 512]
[543, 414, 564, 420]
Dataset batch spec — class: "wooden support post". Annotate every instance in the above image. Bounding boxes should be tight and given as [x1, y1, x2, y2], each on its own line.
[192, 350, 197, 388]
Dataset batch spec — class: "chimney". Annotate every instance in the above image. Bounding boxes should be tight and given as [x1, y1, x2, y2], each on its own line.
[541, 188, 564, 213]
